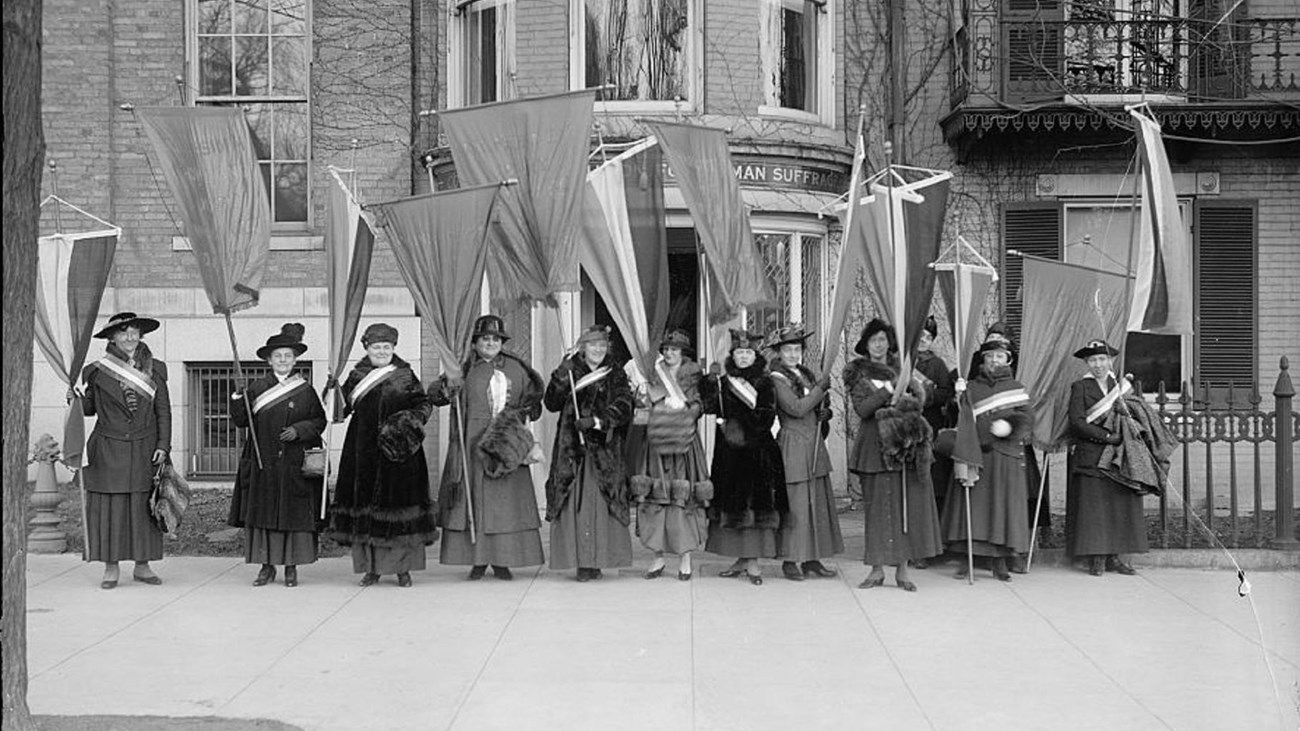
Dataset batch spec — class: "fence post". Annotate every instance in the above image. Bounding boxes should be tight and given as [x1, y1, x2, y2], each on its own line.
[1273, 356, 1298, 550]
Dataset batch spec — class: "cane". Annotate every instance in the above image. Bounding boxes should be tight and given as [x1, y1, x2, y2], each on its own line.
[964, 481, 975, 585]
[1027, 450, 1050, 571]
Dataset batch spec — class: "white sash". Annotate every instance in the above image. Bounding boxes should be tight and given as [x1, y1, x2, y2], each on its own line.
[96, 355, 156, 401]
[253, 375, 308, 414]
[725, 376, 759, 410]
[869, 378, 894, 393]
[573, 365, 611, 393]
[1086, 378, 1132, 424]
[654, 357, 688, 406]
[971, 387, 1031, 417]
[349, 364, 398, 405]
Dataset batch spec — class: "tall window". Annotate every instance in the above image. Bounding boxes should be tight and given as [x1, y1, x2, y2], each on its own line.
[572, 0, 702, 109]
[759, 0, 832, 121]
[191, 0, 311, 227]
[449, 0, 516, 107]
[748, 228, 827, 361]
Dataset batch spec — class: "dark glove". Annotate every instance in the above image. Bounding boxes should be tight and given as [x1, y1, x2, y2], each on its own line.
[323, 375, 339, 392]
[815, 374, 832, 392]
[1106, 431, 1123, 445]
[441, 374, 463, 395]
[575, 416, 597, 431]
[816, 405, 833, 423]
[708, 362, 723, 377]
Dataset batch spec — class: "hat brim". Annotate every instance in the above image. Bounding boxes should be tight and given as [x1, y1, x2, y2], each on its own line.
[94, 317, 160, 339]
[1073, 344, 1120, 359]
[473, 331, 511, 343]
[257, 342, 309, 360]
[768, 331, 814, 350]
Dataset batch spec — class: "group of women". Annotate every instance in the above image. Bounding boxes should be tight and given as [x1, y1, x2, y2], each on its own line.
[80, 310, 1148, 591]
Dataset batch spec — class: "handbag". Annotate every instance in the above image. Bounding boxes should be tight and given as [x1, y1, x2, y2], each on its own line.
[301, 447, 327, 478]
[149, 459, 192, 537]
[646, 407, 696, 455]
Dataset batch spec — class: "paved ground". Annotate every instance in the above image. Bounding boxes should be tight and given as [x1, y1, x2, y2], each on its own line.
[24, 534, 1300, 731]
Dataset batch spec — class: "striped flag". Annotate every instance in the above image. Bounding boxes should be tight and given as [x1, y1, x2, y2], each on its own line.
[936, 249, 998, 484]
[34, 231, 118, 468]
[821, 125, 867, 375]
[324, 169, 377, 421]
[1129, 110, 1193, 335]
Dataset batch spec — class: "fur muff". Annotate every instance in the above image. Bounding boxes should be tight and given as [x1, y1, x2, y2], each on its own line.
[476, 407, 535, 479]
[876, 393, 934, 470]
[378, 408, 426, 463]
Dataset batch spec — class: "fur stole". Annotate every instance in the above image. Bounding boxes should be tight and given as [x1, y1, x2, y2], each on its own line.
[106, 341, 161, 381]
[477, 406, 537, 479]
[768, 361, 815, 396]
[848, 357, 932, 469]
[725, 356, 768, 380]
[378, 408, 426, 463]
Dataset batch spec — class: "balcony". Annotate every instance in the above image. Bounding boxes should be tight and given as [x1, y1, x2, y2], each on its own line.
[942, 9, 1300, 156]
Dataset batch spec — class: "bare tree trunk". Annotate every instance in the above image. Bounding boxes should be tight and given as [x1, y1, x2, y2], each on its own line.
[2, 0, 45, 728]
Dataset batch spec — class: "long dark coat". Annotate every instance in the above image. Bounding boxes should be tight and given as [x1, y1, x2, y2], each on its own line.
[430, 351, 544, 534]
[844, 358, 931, 476]
[699, 357, 787, 529]
[328, 355, 438, 547]
[1066, 375, 1148, 556]
[227, 373, 327, 533]
[81, 354, 172, 495]
[542, 353, 635, 525]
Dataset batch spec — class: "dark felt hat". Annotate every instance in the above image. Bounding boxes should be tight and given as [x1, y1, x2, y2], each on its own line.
[471, 314, 510, 342]
[257, 323, 308, 360]
[361, 323, 399, 347]
[1073, 339, 1120, 359]
[765, 324, 814, 350]
[658, 328, 692, 353]
[728, 329, 764, 352]
[854, 318, 897, 356]
[576, 324, 612, 346]
[94, 312, 160, 339]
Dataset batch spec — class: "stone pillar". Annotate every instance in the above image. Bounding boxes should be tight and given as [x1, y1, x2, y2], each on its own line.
[28, 435, 67, 553]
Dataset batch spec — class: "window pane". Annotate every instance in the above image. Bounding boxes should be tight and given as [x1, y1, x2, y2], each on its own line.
[271, 36, 308, 96]
[258, 161, 273, 208]
[235, 36, 271, 96]
[199, 36, 233, 96]
[235, 0, 268, 34]
[197, 0, 232, 34]
[273, 162, 309, 222]
[273, 103, 309, 160]
[760, 0, 816, 111]
[270, 0, 306, 35]
[242, 103, 272, 159]
[748, 233, 791, 335]
[801, 234, 823, 362]
[467, 5, 499, 104]
[584, 0, 690, 102]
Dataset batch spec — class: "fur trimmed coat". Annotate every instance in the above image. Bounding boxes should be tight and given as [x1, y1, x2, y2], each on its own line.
[845, 357, 933, 475]
[914, 350, 955, 434]
[429, 351, 544, 534]
[328, 355, 438, 548]
[542, 353, 635, 525]
[699, 357, 787, 529]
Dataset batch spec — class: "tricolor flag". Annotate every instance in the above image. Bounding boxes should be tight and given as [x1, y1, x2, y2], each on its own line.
[935, 240, 998, 485]
[324, 168, 377, 422]
[821, 124, 868, 375]
[1129, 109, 1193, 335]
[35, 230, 118, 468]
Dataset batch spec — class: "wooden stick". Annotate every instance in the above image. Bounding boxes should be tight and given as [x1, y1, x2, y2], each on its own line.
[1027, 449, 1050, 571]
[319, 387, 332, 521]
[225, 313, 262, 469]
[78, 468, 89, 562]
[964, 483, 975, 585]
[452, 396, 476, 543]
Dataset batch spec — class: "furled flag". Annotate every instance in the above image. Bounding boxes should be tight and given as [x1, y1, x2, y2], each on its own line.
[323, 168, 376, 421]
[34, 230, 118, 468]
[439, 91, 596, 310]
[1129, 109, 1193, 335]
[935, 241, 998, 485]
[821, 124, 867, 375]
[136, 107, 270, 314]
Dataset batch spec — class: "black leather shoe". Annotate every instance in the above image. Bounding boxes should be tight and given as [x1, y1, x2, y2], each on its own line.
[992, 558, 1012, 582]
[576, 568, 592, 582]
[492, 566, 513, 581]
[802, 561, 837, 578]
[678, 570, 692, 581]
[718, 564, 745, 578]
[590, 569, 603, 580]
[1088, 557, 1104, 577]
[396, 572, 412, 588]
[782, 562, 805, 581]
[644, 565, 665, 580]
[253, 564, 276, 587]
[132, 573, 162, 586]
[1009, 555, 1028, 574]
[100, 579, 118, 590]
[467, 565, 487, 581]
[858, 575, 885, 589]
[284, 566, 298, 588]
[359, 572, 381, 587]
[1105, 556, 1136, 575]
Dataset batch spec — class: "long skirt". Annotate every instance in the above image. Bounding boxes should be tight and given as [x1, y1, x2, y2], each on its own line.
[1066, 471, 1149, 557]
[706, 524, 778, 559]
[85, 491, 163, 563]
[549, 458, 633, 571]
[246, 528, 318, 566]
[634, 447, 708, 554]
[941, 451, 1030, 557]
[441, 528, 544, 568]
[860, 471, 942, 566]
[777, 477, 844, 562]
[351, 542, 428, 574]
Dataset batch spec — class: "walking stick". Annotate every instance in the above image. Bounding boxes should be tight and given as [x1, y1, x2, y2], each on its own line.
[901, 470, 909, 534]
[320, 387, 332, 520]
[452, 394, 477, 543]
[1027, 450, 1050, 571]
[224, 312, 263, 469]
[78, 468, 90, 561]
[964, 482, 975, 585]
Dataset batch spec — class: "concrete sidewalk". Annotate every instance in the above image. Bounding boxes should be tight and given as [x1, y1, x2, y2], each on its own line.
[23, 547, 1299, 731]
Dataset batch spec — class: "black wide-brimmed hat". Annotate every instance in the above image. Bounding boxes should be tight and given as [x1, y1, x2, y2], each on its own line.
[361, 322, 399, 347]
[471, 314, 510, 342]
[728, 329, 764, 352]
[658, 328, 692, 354]
[1073, 339, 1120, 359]
[257, 323, 308, 360]
[854, 318, 897, 356]
[765, 324, 814, 350]
[94, 312, 160, 339]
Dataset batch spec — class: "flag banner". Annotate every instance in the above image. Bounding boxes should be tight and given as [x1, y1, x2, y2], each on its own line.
[136, 107, 270, 314]
[439, 90, 596, 309]
[35, 231, 118, 468]
[324, 169, 377, 420]
[623, 144, 670, 354]
[370, 184, 504, 379]
[1130, 110, 1193, 335]
[649, 121, 773, 322]
[1018, 254, 1128, 451]
[821, 128, 867, 374]
[936, 261, 997, 480]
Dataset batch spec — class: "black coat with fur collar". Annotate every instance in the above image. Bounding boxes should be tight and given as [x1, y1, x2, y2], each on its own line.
[699, 357, 788, 529]
[845, 357, 933, 475]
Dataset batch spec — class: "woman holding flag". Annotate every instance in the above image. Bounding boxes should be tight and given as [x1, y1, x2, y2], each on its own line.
[328, 323, 438, 587]
[845, 318, 942, 592]
[227, 324, 326, 587]
[81, 312, 172, 589]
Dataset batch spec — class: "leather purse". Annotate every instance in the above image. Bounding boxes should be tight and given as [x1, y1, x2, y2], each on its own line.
[301, 447, 327, 478]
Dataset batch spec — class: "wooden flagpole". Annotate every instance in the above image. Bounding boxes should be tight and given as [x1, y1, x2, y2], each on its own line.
[225, 313, 263, 469]
[1027, 450, 1050, 571]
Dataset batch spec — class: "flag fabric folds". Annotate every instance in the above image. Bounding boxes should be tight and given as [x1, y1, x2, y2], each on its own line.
[136, 107, 270, 314]
[324, 168, 376, 420]
[1129, 109, 1193, 335]
[1017, 255, 1128, 452]
[34, 231, 118, 468]
[821, 127, 867, 375]
[438, 91, 596, 309]
[649, 121, 773, 323]
[935, 254, 997, 485]
[369, 184, 505, 380]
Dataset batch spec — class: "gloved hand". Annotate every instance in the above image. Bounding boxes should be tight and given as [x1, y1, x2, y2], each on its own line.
[279, 426, 299, 442]
[708, 361, 723, 377]
[575, 416, 597, 431]
[953, 377, 967, 395]
[441, 373, 463, 395]
[816, 405, 833, 423]
[815, 374, 832, 392]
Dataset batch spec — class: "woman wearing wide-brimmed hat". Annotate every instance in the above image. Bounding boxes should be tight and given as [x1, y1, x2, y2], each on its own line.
[80, 312, 171, 589]
[700, 329, 787, 585]
[328, 323, 438, 588]
[845, 318, 942, 592]
[1066, 339, 1147, 577]
[429, 314, 545, 581]
[766, 324, 843, 581]
[542, 324, 636, 582]
[940, 331, 1034, 581]
[630, 329, 710, 581]
[227, 323, 327, 588]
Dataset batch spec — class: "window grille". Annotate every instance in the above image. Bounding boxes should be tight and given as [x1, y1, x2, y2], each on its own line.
[187, 361, 313, 478]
